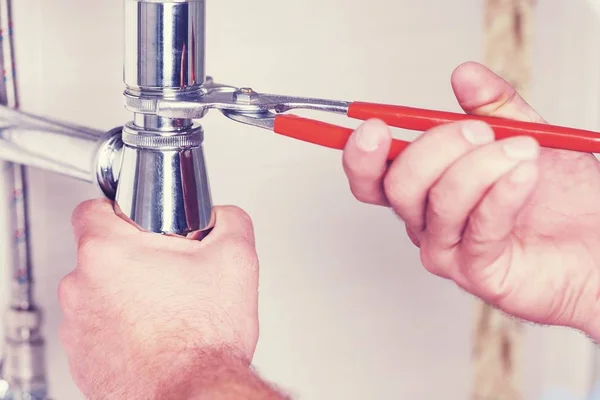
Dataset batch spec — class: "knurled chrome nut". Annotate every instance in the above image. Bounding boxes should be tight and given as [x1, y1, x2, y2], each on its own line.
[121, 123, 205, 149]
[5, 309, 40, 330]
[123, 94, 159, 114]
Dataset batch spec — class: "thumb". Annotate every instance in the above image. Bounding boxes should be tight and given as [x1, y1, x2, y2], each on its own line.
[448, 63, 543, 285]
[451, 61, 546, 123]
[203, 205, 256, 247]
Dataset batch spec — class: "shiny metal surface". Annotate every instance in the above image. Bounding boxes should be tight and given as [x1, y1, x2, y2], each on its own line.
[124, 87, 351, 119]
[124, 0, 206, 98]
[115, 124, 213, 238]
[221, 111, 277, 130]
[121, 0, 214, 238]
[0, 107, 116, 184]
[121, 10, 351, 238]
[95, 127, 124, 201]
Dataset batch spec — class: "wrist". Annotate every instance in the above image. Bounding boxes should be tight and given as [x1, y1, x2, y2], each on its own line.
[157, 347, 289, 400]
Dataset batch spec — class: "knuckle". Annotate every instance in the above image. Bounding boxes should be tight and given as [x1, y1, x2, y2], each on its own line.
[463, 216, 511, 259]
[423, 120, 464, 142]
[71, 199, 105, 227]
[426, 185, 453, 221]
[222, 205, 255, 231]
[419, 246, 448, 278]
[478, 276, 514, 305]
[343, 155, 377, 180]
[231, 205, 253, 226]
[382, 156, 425, 211]
[58, 273, 82, 317]
[77, 233, 108, 261]
[349, 184, 373, 204]
[405, 225, 421, 247]
[463, 227, 494, 258]
[383, 170, 410, 207]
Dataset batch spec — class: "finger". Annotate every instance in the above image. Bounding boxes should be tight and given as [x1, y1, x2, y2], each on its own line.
[451, 61, 545, 122]
[405, 225, 420, 247]
[202, 205, 256, 247]
[383, 119, 495, 234]
[423, 136, 540, 250]
[342, 119, 392, 206]
[460, 161, 539, 273]
[71, 198, 138, 242]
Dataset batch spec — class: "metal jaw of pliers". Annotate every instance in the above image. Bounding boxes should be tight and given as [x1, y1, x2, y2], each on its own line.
[125, 79, 349, 118]
[125, 78, 600, 157]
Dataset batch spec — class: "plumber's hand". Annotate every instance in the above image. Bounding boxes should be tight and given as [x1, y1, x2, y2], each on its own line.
[343, 61, 600, 340]
[59, 200, 260, 399]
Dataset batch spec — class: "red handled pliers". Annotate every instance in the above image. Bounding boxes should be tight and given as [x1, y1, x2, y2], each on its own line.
[132, 83, 600, 159]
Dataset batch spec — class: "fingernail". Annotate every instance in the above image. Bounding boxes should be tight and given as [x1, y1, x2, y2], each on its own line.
[461, 121, 495, 144]
[509, 162, 537, 183]
[503, 137, 540, 160]
[354, 122, 382, 152]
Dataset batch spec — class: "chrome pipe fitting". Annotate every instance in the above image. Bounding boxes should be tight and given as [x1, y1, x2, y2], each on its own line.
[0, 108, 123, 197]
[115, 122, 212, 238]
[120, 0, 214, 238]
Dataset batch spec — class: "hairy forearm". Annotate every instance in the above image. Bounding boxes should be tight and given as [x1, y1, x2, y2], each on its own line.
[187, 358, 289, 400]
[157, 349, 290, 400]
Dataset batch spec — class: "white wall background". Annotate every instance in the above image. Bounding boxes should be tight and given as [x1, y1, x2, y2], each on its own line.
[3, 0, 600, 399]
[525, 0, 600, 398]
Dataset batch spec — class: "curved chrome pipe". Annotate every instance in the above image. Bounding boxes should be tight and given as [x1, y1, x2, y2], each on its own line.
[0, 108, 122, 195]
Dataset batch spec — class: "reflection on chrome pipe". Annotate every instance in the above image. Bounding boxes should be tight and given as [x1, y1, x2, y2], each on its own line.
[0, 107, 122, 192]
[116, 123, 212, 238]
[124, 0, 206, 98]
[120, 0, 214, 238]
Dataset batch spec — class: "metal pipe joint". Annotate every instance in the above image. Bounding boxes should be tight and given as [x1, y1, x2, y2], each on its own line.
[0, 0, 213, 238]
[119, 0, 213, 239]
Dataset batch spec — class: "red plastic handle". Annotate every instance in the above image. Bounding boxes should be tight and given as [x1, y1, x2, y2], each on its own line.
[273, 114, 409, 160]
[348, 102, 600, 153]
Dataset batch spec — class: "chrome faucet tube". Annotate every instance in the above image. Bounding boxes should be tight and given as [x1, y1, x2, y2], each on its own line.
[119, 0, 213, 238]
[124, 0, 205, 97]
